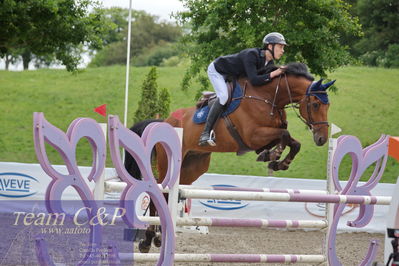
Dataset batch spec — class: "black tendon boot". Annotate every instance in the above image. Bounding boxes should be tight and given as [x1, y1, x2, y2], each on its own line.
[198, 101, 225, 146]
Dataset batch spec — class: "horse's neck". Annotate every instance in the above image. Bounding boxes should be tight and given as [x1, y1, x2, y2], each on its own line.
[244, 76, 309, 109]
[271, 76, 311, 108]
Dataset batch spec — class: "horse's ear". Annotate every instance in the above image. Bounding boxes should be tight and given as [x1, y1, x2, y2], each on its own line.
[315, 79, 323, 88]
[321, 80, 336, 91]
[308, 79, 323, 93]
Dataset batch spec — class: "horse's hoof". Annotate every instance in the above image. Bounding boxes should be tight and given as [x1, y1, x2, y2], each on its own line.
[276, 160, 291, 171]
[138, 239, 151, 253]
[268, 161, 279, 171]
[278, 163, 289, 170]
[256, 150, 270, 162]
[153, 234, 162, 247]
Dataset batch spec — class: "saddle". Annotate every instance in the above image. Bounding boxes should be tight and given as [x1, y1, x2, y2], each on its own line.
[196, 81, 236, 109]
[193, 81, 252, 156]
[193, 81, 242, 124]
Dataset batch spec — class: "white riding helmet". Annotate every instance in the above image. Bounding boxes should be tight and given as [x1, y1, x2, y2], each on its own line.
[262, 32, 287, 46]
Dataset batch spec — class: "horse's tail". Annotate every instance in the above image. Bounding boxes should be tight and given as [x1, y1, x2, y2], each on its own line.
[124, 119, 163, 180]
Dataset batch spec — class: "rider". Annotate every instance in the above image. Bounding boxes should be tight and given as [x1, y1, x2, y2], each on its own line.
[198, 32, 288, 146]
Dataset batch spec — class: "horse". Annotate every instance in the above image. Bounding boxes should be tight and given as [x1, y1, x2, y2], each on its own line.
[125, 62, 335, 252]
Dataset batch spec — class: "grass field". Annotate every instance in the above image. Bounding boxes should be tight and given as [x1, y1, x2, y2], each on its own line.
[1, 65, 398, 183]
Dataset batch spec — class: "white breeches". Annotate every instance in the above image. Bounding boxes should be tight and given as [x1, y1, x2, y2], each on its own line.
[207, 62, 228, 105]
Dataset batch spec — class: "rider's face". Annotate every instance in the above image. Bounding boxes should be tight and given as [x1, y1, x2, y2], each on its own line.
[273, 44, 285, 60]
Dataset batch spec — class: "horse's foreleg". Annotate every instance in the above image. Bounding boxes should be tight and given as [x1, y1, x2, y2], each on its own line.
[255, 139, 280, 162]
[250, 128, 300, 171]
[251, 128, 288, 162]
[256, 141, 287, 162]
[268, 136, 301, 171]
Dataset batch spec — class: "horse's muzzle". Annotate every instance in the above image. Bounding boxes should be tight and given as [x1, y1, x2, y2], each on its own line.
[313, 133, 327, 146]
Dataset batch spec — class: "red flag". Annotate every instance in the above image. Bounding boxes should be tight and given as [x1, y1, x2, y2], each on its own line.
[94, 104, 106, 117]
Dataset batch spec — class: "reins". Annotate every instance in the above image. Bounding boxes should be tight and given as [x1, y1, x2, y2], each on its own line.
[283, 74, 311, 128]
[238, 82, 276, 109]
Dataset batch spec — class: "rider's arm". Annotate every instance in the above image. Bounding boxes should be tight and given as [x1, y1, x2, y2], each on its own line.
[270, 68, 285, 78]
[243, 52, 272, 86]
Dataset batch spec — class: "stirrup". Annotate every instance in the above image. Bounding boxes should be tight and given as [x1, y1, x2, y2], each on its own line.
[207, 130, 216, 146]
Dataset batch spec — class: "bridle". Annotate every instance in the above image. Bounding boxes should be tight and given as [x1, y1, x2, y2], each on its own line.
[241, 74, 329, 131]
[300, 89, 330, 130]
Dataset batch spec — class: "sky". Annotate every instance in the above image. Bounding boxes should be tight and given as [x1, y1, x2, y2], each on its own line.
[99, 0, 186, 21]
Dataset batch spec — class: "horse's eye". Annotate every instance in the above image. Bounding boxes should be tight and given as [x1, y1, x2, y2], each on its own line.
[312, 102, 320, 109]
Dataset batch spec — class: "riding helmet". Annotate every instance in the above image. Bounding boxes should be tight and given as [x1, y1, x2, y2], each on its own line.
[262, 32, 287, 46]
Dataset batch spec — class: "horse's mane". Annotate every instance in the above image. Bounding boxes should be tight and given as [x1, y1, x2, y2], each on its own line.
[284, 62, 314, 81]
[256, 62, 314, 81]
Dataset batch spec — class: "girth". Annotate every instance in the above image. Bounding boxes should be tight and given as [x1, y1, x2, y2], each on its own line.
[223, 115, 252, 156]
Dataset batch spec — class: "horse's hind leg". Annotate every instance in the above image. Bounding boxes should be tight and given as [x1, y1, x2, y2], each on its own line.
[143, 196, 166, 250]
[149, 146, 211, 250]
[153, 194, 167, 248]
[153, 224, 162, 247]
[180, 151, 212, 185]
[138, 201, 156, 253]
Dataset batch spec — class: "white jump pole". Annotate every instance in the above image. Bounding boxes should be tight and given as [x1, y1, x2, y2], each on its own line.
[118, 253, 326, 263]
[136, 216, 327, 229]
[178, 189, 391, 205]
[123, 0, 132, 129]
[325, 123, 341, 265]
[104, 181, 331, 195]
[120, 0, 133, 164]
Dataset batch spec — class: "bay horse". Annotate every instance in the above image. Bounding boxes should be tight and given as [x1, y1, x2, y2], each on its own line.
[125, 62, 335, 252]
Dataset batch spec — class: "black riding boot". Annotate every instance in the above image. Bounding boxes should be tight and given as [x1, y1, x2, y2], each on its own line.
[198, 101, 225, 146]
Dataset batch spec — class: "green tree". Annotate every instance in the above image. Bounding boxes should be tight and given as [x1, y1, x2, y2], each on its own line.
[339, 0, 363, 57]
[134, 42, 179, 67]
[384, 44, 399, 68]
[2, 51, 19, 70]
[176, 0, 362, 89]
[0, 0, 110, 71]
[89, 9, 182, 67]
[356, 0, 399, 53]
[157, 88, 171, 119]
[101, 7, 128, 45]
[134, 67, 159, 123]
[354, 0, 399, 67]
[89, 41, 127, 67]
